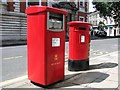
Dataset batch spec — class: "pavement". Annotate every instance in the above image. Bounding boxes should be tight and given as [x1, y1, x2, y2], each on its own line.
[1, 51, 119, 89]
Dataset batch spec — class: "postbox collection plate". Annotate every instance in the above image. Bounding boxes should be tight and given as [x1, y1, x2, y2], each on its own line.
[81, 35, 85, 43]
[52, 38, 60, 47]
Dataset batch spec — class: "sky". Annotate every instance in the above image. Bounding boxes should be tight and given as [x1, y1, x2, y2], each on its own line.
[89, 0, 96, 12]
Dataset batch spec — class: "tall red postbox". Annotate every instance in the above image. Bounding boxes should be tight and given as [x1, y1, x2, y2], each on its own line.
[25, 6, 67, 86]
[68, 21, 91, 71]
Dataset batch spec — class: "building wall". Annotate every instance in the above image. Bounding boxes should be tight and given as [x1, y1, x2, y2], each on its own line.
[78, 0, 88, 22]
[88, 11, 120, 36]
[78, 12, 87, 21]
[4, 0, 88, 21]
[1, 0, 89, 41]
[0, 11, 27, 41]
[88, 11, 115, 26]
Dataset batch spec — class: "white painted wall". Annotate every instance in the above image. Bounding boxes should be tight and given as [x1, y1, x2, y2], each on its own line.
[88, 11, 120, 36]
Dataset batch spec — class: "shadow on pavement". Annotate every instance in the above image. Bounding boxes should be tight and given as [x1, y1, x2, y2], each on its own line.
[45, 62, 117, 89]
[46, 72, 109, 89]
[90, 62, 118, 70]
[31, 63, 117, 89]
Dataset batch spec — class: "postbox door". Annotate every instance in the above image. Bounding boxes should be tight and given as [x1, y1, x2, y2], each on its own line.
[45, 12, 65, 85]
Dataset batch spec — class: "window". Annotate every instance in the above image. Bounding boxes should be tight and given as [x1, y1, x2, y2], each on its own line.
[96, 21, 97, 25]
[80, 0, 84, 7]
[79, 16, 85, 21]
[2, 0, 7, 3]
[48, 0, 58, 7]
[110, 19, 113, 24]
[27, 0, 41, 7]
[80, 2, 83, 6]
[106, 20, 108, 24]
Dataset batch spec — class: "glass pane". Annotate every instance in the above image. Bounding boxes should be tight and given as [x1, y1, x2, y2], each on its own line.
[28, 0, 39, 6]
[48, 12, 64, 31]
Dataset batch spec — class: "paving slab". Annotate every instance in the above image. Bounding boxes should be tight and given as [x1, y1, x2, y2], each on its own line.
[99, 73, 118, 82]
[87, 78, 118, 88]
[118, 85, 120, 90]
[106, 66, 118, 74]
[3, 79, 29, 88]
[2, 51, 118, 89]
[63, 85, 87, 88]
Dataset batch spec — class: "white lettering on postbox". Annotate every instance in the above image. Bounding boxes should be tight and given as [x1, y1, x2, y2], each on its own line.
[52, 38, 60, 47]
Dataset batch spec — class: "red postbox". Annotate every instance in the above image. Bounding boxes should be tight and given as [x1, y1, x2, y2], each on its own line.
[68, 21, 91, 71]
[25, 6, 67, 86]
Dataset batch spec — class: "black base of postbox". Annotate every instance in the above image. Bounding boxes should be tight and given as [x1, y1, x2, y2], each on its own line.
[68, 59, 89, 71]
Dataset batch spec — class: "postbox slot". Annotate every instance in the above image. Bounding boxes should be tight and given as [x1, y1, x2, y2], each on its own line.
[78, 27, 86, 30]
[47, 12, 64, 31]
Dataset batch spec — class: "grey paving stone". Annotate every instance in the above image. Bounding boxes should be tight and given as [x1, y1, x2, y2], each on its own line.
[65, 72, 109, 87]
[102, 73, 118, 82]
[3, 80, 29, 88]
[46, 81, 76, 89]
[71, 77, 95, 86]
[3, 51, 118, 89]
[106, 66, 118, 74]
[63, 85, 85, 88]
[75, 72, 108, 79]
[88, 78, 118, 88]
[100, 88, 117, 90]
[90, 62, 117, 70]
[17, 82, 41, 88]
[116, 84, 120, 90]
[81, 87, 102, 90]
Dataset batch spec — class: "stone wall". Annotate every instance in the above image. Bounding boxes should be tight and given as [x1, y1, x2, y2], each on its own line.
[0, 10, 27, 41]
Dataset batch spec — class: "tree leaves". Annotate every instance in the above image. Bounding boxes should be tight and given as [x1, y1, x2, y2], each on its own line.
[92, 1, 120, 28]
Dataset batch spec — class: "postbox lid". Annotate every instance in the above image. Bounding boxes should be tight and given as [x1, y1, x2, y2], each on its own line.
[25, 6, 68, 15]
[68, 21, 92, 26]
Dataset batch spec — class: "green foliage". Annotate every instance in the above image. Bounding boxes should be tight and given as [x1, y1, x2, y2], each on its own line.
[92, 1, 120, 27]
[98, 21, 108, 31]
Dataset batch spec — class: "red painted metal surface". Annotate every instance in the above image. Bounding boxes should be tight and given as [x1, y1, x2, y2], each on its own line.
[26, 6, 67, 86]
[68, 21, 91, 60]
[25, 6, 67, 15]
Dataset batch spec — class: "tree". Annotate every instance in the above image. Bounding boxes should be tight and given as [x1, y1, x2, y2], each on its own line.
[98, 21, 108, 31]
[92, 1, 120, 29]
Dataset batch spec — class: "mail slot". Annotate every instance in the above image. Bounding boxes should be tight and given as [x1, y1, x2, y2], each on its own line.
[26, 6, 67, 86]
[68, 21, 91, 71]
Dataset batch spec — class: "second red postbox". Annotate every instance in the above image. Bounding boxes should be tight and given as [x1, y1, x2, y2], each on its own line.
[68, 21, 91, 71]
[25, 6, 67, 86]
